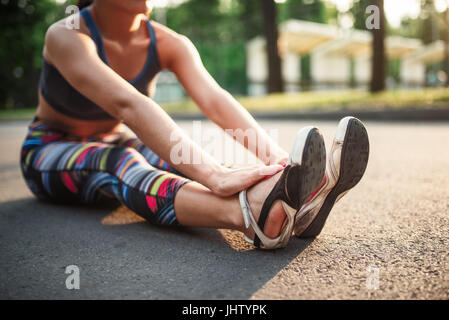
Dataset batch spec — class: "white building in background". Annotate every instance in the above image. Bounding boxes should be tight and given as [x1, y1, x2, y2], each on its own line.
[154, 70, 186, 103]
[246, 19, 446, 95]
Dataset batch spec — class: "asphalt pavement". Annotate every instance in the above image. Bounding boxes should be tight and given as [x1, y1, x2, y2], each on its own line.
[0, 119, 448, 299]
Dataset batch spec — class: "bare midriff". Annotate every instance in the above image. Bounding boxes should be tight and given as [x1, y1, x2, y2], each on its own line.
[35, 91, 124, 138]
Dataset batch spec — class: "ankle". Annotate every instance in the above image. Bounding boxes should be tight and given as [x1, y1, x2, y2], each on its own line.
[226, 195, 247, 232]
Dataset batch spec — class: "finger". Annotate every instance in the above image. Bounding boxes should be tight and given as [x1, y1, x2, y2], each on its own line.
[256, 164, 284, 176]
[239, 164, 283, 190]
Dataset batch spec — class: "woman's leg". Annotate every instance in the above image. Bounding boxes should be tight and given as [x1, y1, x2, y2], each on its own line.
[114, 129, 287, 237]
[174, 171, 287, 239]
[21, 121, 286, 237]
[114, 130, 183, 175]
[20, 120, 188, 225]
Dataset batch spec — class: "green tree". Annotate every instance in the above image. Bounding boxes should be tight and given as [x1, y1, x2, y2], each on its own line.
[237, 0, 263, 40]
[441, 9, 449, 86]
[282, 0, 327, 23]
[0, 0, 64, 109]
[370, 0, 386, 92]
[165, 0, 248, 94]
[262, 0, 283, 93]
[396, 16, 423, 39]
[166, 0, 222, 42]
[421, 0, 438, 44]
[351, 0, 371, 30]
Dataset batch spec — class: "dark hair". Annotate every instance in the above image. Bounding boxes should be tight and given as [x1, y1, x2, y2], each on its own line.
[77, 0, 93, 10]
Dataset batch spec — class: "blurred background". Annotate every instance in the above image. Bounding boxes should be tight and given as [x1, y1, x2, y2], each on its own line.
[1, 0, 448, 115]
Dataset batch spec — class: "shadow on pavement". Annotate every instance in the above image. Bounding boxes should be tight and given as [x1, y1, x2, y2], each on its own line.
[0, 197, 312, 299]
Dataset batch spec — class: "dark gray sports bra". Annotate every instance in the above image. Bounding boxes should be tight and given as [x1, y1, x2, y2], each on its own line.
[39, 8, 161, 120]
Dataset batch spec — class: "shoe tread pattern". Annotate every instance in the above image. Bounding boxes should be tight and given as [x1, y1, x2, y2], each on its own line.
[253, 128, 326, 247]
[299, 118, 369, 238]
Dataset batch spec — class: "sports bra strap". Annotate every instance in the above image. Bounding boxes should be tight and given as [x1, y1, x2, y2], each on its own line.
[80, 8, 108, 63]
[146, 19, 156, 53]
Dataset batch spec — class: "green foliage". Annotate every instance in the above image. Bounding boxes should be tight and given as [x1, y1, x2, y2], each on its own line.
[280, 0, 327, 23]
[350, 0, 372, 30]
[0, 0, 65, 109]
[195, 42, 247, 95]
[388, 59, 401, 84]
[420, 0, 436, 44]
[166, 0, 221, 42]
[324, 2, 339, 26]
[396, 16, 424, 39]
[165, 0, 251, 95]
[300, 54, 312, 88]
[237, 0, 263, 40]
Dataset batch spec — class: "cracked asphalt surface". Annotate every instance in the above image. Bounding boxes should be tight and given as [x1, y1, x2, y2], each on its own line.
[0, 119, 448, 299]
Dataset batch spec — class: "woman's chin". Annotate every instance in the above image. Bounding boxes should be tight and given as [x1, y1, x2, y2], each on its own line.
[112, 0, 153, 15]
[131, 3, 153, 15]
[136, 0, 153, 13]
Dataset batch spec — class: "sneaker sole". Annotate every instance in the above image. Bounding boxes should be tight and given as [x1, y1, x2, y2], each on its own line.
[286, 127, 327, 211]
[252, 127, 326, 248]
[298, 117, 370, 238]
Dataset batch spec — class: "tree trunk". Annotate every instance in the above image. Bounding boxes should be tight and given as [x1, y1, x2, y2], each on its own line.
[444, 9, 449, 87]
[370, 0, 386, 93]
[262, 0, 283, 93]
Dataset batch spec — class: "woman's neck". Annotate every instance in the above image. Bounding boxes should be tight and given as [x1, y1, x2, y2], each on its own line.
[90, 2, 147, 44]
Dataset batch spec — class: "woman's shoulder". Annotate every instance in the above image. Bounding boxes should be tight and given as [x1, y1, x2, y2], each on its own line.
[150, 21, 192, 49]
[46, 10, 90, 38]
[43, 14, 94, 64]
[149, 21, 195, 69]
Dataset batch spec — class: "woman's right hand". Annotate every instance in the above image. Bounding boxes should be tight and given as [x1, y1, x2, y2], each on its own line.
[206, 164, 284, 197]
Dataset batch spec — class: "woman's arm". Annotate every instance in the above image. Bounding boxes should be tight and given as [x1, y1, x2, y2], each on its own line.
[164, 32, 289, 165]
[44, 22, 282, 196]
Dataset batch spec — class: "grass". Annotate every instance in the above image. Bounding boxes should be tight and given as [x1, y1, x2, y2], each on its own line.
[161, 87, 449, 114]
[0, 108, 38, 120]
[1, 88, 448, 120]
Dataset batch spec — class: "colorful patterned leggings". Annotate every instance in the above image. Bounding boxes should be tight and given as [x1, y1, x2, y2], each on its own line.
[20, 117, 190, 225]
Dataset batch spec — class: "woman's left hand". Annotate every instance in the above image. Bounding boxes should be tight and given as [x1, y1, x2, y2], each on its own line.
[275, 156, 289, 167]
[206, 164, 284, 197]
